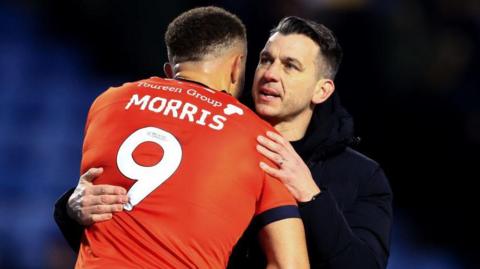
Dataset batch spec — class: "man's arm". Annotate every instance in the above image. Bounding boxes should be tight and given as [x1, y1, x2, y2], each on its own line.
[259, 218, 309, 269]
[299, 168, 392, 269]
[54, 188, 84, 252]
[257, 132, 392, 268]
[53, 168, 128, 252]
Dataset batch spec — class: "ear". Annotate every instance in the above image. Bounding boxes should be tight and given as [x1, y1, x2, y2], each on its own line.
[230, 54, 244, 85]
[163, 62, 174, 78]
[312, 79, 335, 104]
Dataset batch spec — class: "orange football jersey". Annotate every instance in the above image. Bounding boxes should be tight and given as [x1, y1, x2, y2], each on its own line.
[75, 77, 299, 269]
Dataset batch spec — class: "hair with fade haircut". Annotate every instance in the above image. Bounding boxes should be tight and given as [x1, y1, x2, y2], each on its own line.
[271, 16, 343, 79]
[165, 6, 247, 63]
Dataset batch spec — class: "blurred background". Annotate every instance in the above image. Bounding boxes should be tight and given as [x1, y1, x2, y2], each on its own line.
[0, 0, 478, 268]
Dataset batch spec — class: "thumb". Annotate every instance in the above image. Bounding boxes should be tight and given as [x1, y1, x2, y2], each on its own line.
[81, 167, 104, 183]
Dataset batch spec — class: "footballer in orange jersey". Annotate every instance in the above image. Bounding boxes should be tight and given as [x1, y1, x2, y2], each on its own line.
[75, 77, 300, 268]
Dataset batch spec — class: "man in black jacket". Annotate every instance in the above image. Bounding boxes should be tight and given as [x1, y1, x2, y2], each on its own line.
[228, 17, 392, 269]
[54, 16, 392, 269]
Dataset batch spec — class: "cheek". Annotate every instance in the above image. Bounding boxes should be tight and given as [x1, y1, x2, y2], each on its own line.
[253, 68, 264, 82]
[284, 86, 314, 107]
[283, 75, 305, 89]
[291, 77, 316, 94]
[251, 76, 261, 94]
[252, 86, 259, 99]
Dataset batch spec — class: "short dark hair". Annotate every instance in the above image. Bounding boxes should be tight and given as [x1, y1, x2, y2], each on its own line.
[165, 6, 247, 63]
[271, 16, 343, 79]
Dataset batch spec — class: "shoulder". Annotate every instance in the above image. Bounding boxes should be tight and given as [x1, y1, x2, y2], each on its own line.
[333, 147, 391, 192]
[315, 147, 391, 209]
[221, 95, 275, 136]
[90, 78, 151, 105]
[337, 147, 380, 171]
[319, 147, 389, 190]
[323, 147, 380, 174]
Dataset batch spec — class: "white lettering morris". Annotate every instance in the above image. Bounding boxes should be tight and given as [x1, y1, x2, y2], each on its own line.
[125, 94, 150, 110]
[148, 97, 167, 113]
[163, 99, 183, 118]
[125, 94, 227, 131]
[179, 102, 198, 122]
[208, 115, 227, 130]
[196, 109, 211, 126]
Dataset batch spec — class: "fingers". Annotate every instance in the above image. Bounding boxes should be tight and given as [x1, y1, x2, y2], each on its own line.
[69, 169, 128, 226]
[265, 131, 296, 152]
[257, 135, 279, 152]
[90, 213, 114, 223]
[260, 161, 283, 179]
[79, 191, 127, 212]
[88, 204, 124, 214]
[86, 184, 127, 196]
[257, 135, 284, 155]
[83, 194, 128, 207]
[78, 204, 123, 226]
[257, 144, 284, 166]
[265, 131, 286, 145]
[81, 167, 104, 183]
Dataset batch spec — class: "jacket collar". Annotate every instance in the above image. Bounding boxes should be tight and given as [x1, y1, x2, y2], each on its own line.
[291, 91, 357, 165]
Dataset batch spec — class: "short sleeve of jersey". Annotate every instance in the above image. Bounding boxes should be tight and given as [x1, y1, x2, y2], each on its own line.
[253, 163, 300, 228]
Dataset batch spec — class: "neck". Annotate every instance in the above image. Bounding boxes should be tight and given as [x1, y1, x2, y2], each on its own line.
[172, 61, 229, 92]
[271, 109, 313, 141]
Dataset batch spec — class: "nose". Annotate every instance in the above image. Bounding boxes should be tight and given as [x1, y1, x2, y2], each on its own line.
[262, 62, 280, 82]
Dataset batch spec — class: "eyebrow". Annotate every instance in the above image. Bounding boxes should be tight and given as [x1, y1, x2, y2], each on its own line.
[282, 57, 304, 70]
[259, 50, 272, 58]
[260, 51, 305, 70]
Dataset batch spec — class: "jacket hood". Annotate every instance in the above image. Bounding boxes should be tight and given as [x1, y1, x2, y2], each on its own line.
[291, 91, 357, 165]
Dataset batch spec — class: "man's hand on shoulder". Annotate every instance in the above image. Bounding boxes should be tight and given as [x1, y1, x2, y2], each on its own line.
[67, 167, 128, 226]
[257, 131, 321, 203]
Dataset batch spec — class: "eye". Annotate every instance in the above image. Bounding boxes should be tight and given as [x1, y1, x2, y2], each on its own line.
[259, 55, 272, 65]
[285, 62, 300, 71]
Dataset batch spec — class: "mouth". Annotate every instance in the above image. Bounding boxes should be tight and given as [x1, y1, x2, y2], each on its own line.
[258, 86, 281, 101]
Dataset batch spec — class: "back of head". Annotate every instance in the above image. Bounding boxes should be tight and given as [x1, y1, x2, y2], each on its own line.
[271, 16, 343, 79]
[165, 6, 247, 63]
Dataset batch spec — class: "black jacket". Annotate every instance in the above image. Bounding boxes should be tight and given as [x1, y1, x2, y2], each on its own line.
[54, 92, 392, 268]
[227, 92, 393, 268]
[293, 92, 392, 268]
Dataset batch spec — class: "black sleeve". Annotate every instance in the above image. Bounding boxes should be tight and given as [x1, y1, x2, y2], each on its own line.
[53, 188, 84, 253]
[227, 224, 264, 269]
[299, 167, 393, 269]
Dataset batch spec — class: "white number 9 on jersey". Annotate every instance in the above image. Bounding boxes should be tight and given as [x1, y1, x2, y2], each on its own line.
[116, 127, 182, 211]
